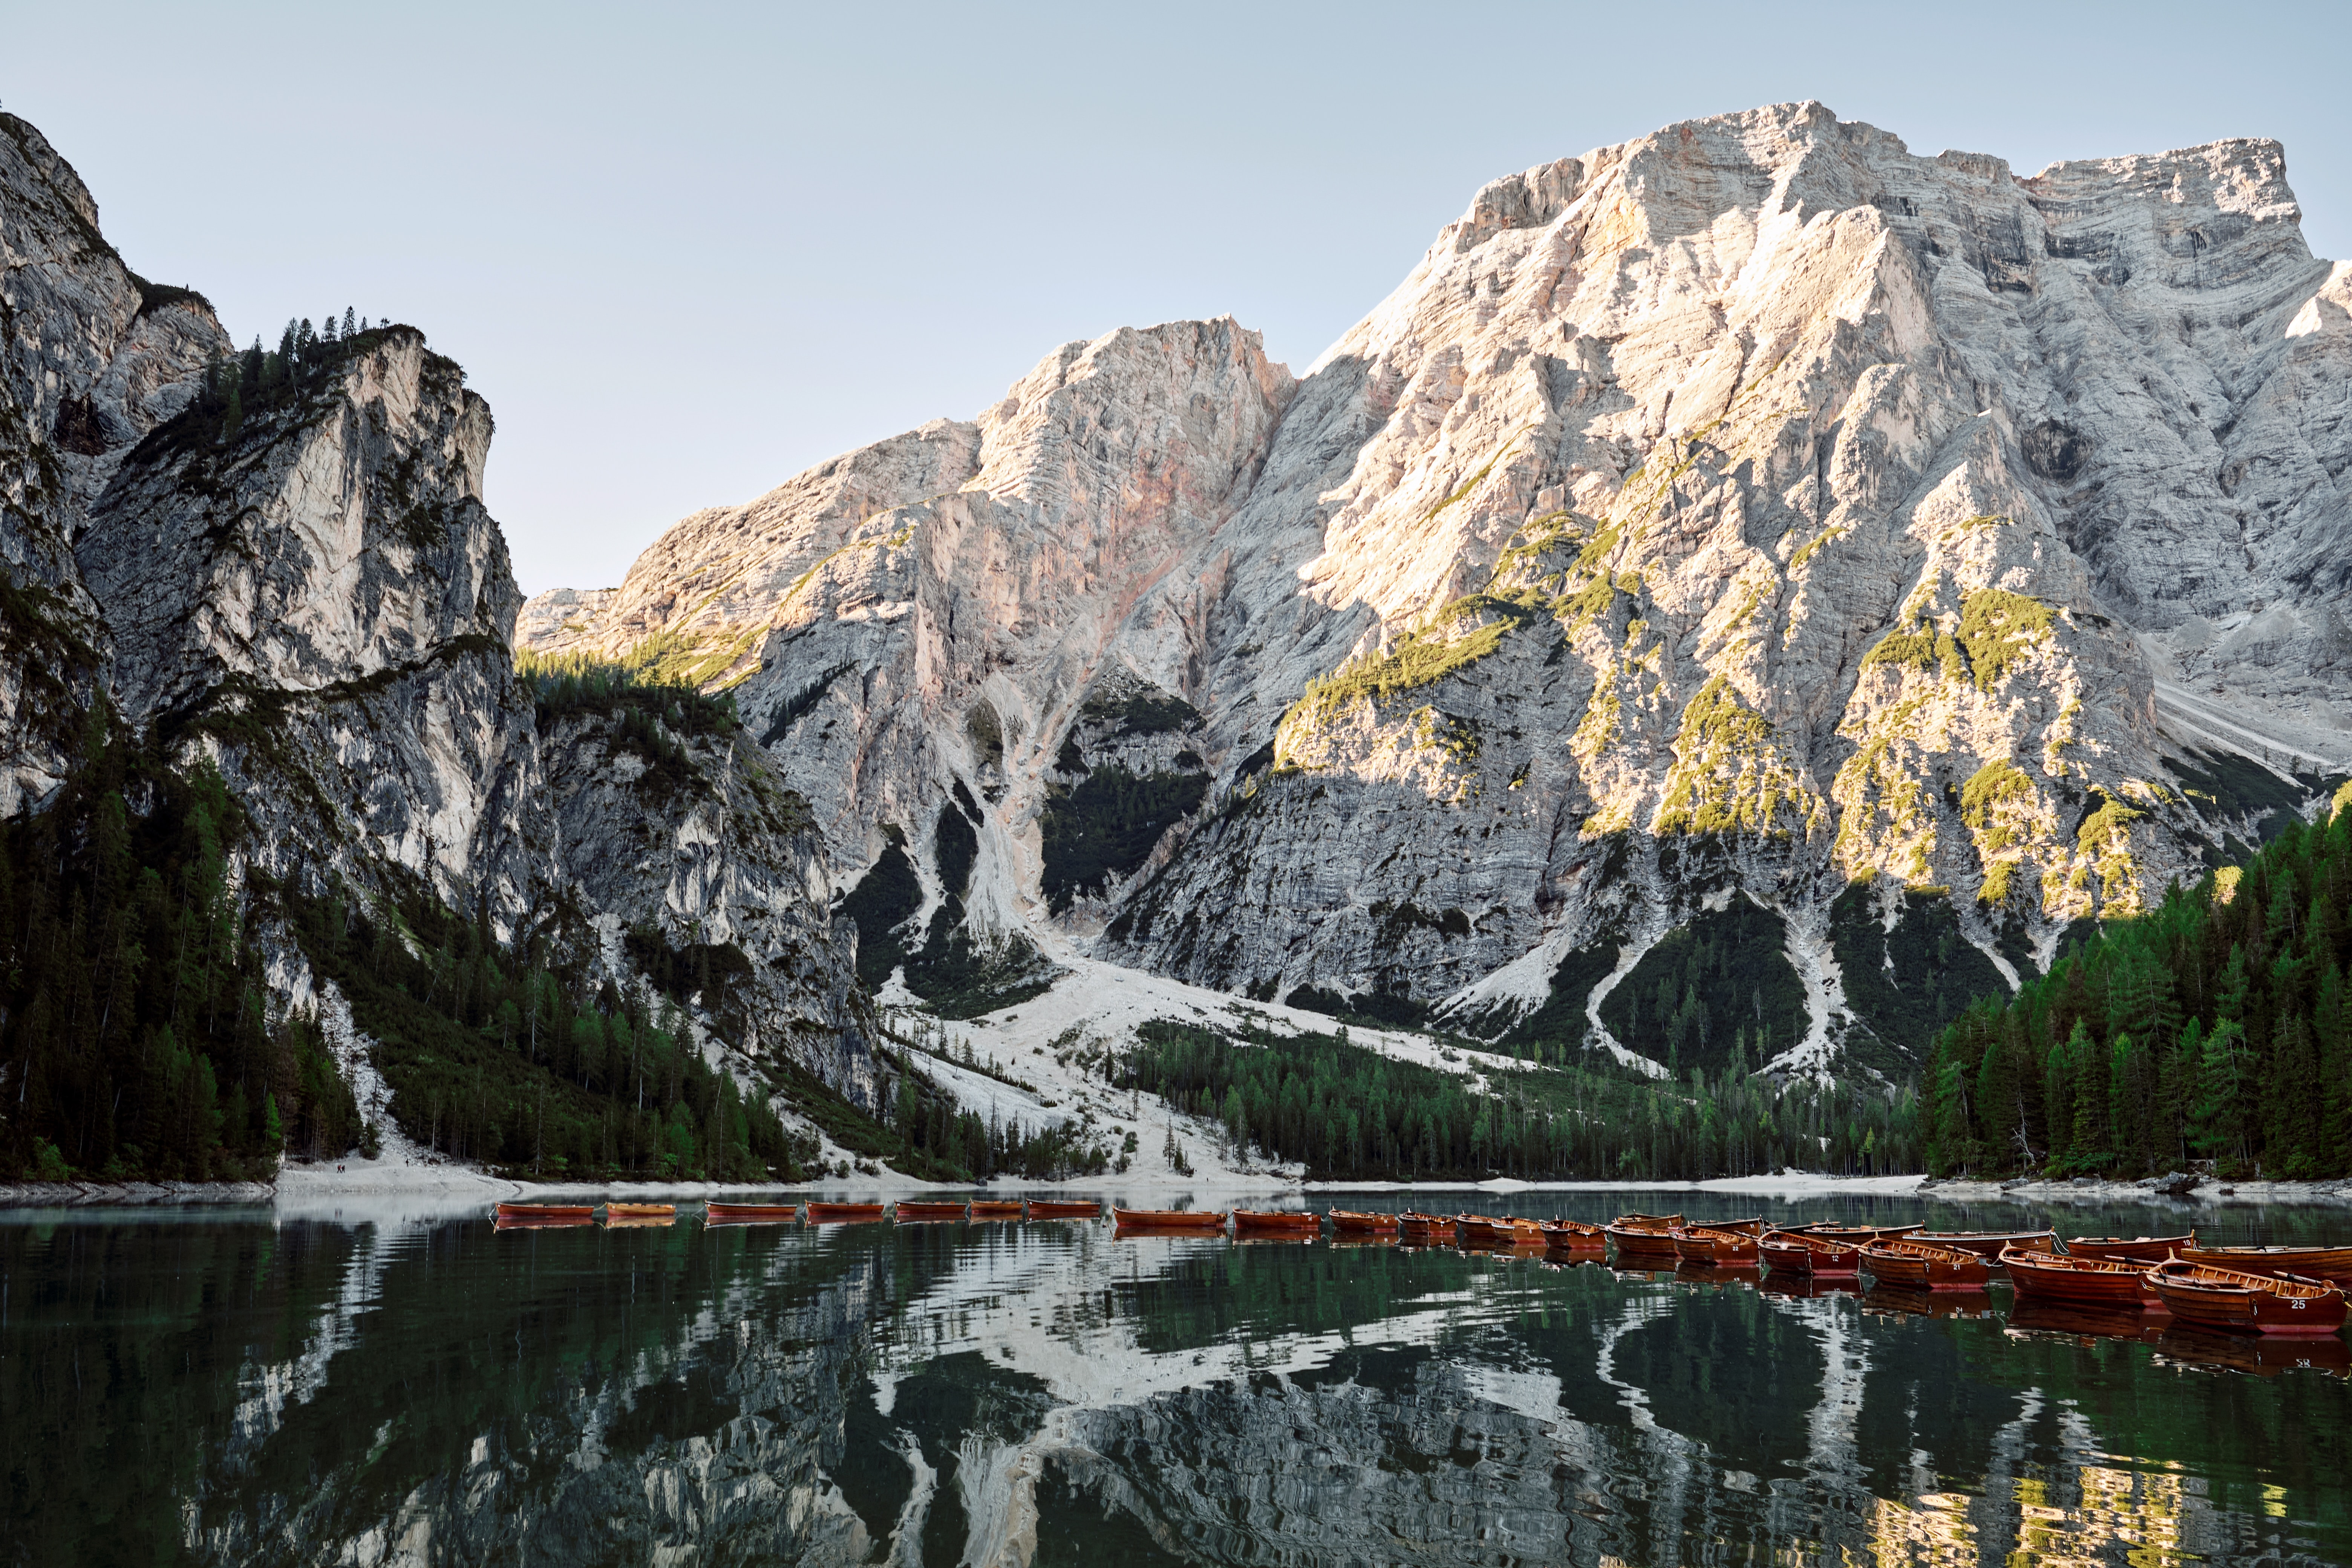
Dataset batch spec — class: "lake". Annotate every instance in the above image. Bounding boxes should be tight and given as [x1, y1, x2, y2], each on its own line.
[3, 1191, 2345, 1565]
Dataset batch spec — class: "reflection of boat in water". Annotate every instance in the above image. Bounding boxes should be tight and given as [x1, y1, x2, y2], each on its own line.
[1674, 1261, 1761, 1288]
[895, 1201, 968, 1222]
[2065, 1231, 2194, 1265]
[1605, 1213, 1684, 1265]
[2006, 1298, 2169, 1346]
[1863, 1283, 1997, 1320]
[804, 1202, 887, 1224]
[1759, 1230, 1865, 1277]
[603, 1214, 675, 1228]
[1112, 1208, 1227, 1232]
[2002, 1247, 2162, 1309]
[704, 1202, 799, 1225]
[489, 1213, 588, 1232]
[1861, 1239, 1991, 1289]
[2173, 1243, 2352, 1288]
[1911, 1228, 2053, 1262]
[605, 1204, 676, 1224]
[1233, 1210, 1320, 1237]
[2155, 1324, 2352, 1377]
[1758, 1270, 1859, 1298]
[1671, 1219, 1763, 1265]
[2145, 1260, 2349, 1335]
[1025, 1200, 1101, 1220]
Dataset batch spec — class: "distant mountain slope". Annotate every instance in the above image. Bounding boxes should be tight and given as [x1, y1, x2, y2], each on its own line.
[529, 101, 2350, 1085]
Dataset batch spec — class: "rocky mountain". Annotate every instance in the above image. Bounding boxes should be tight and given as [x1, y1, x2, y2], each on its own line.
[528, 101, 2352, 1081]
[0, 110, 880, 1184]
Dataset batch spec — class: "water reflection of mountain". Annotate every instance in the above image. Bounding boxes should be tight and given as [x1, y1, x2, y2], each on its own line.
[2, 1215, 2344, 1566]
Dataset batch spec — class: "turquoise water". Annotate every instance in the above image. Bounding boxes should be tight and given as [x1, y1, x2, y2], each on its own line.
[2, 1191, 2345, 1565]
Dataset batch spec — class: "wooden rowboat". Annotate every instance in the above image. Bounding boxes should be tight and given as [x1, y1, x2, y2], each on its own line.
[605, 1203, 676, 1220]
[1860, 1238, 1991, 1290]
[895, 1201, 968, 1222]
[2001, 1247, 2162, 1309]
[1605, 1213, 1684, 1263]
[1233, 1210, 1320, 1236]
[969, 1200, 1024, 1221]
[1787, 1222, 1921, 1243]
[1911, 1229, 2054, 1262]
[1398, 1211, 1453, 1242]
[704, 1202, 799, 1224]
[805, 1202, 887, 1223]
[1464, 1215, 1545, 1246]
[2145, 1259, 2349, 1335]
[2173, 1243, 2352, 1288]
[1758, 1230, 1865, 1277]
[1112, 1207, 1227, 1231]
[1025, 1200, 1102, 1220]
[1329, 1210, 1401, 1235]
[1540, 1219, 1606, 1251]
[2064, 1232, 2194, 1266]
[1671, 1219, 1763, 1265]
[496, 1202, 594, 1222]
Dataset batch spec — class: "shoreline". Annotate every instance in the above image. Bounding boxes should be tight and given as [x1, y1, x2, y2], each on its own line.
[8, 1165, 2351, 1212]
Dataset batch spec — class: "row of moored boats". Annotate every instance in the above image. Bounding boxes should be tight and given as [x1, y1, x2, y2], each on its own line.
[493, 1202, 2351, 1338]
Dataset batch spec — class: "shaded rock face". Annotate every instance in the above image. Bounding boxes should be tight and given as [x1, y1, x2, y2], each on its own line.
[528, 103, 2350, 1078]
[0, 113, 882, 1110]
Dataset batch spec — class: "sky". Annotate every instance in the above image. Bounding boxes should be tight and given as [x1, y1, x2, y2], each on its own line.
[9, 1, 2349, 596]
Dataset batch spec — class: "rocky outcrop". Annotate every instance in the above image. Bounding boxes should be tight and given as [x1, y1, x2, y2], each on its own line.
[534, 101, 2352, 1080]
[0, 110, 886, 1133]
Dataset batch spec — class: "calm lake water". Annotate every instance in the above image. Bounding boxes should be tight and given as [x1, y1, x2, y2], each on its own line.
[3, 1192, 2347, 1566]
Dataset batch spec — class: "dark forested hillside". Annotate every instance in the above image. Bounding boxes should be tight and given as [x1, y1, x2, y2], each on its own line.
[1923, 786, 2352, 1179]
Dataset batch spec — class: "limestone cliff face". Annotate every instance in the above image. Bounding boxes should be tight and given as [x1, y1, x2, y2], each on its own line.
[532, 103, 2352, 1077]
[0, 111, 885, 1118]
[0, 112, 225, 815]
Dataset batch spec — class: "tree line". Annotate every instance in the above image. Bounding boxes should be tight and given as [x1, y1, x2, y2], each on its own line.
[0, 709, 359, 1181]
[182, 308, 384, 445]
[1922, 786, 2352, 1179]
[1129, 1020, 1917, 1181]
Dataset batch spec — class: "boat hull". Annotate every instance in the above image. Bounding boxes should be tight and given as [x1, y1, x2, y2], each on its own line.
[496, 1203, 594, 1221]
[1113, 1208, 1227, 1231]
[1606, 1216, 1684, 1265]
[2003, 1250, 2159, 1309]
[805, 1203, 887, 1223]
[1671, 1227, 1760, 1265]
[1329, 1210, 1400, 1236]
[605, 1204, 676, 1220]
[1025, 1200, 1101, 1220]
[2064, 1234, 2194, 1266]
[1540, 1222, 1605, 1252]
[1861, 1242, 1991, 1289]
[1398, 1212, 1452, 1243]
[2174, 1245, 2352, 1288]
[968, 1201, 1024, 1221]
[1911, 1230, 2053, 1261]
[1233, 1211, 1320, 1236]
[895, 1202, 968, 1222]
[2145, 1266, 2349, 1336]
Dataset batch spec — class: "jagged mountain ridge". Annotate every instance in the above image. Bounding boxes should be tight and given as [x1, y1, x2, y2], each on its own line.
[529, 100, 2352, 1078]
[0, 109, 885, 1165]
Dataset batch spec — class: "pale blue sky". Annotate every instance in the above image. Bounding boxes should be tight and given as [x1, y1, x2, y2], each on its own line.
[10, 1, 2347, 595]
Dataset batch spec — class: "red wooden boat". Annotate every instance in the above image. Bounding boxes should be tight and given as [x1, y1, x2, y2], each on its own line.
[1398, 1211, 1453, 1242]
[1860, 1238, 1991, 1289]
[2001, 1247, 2162, 1309]
[1605, 1213, 1685, 1263]
[496, 1202, 595, 1222]
[895, 1201, 968, 1222]
[2144, 1260, 2349, 1335]
[1329, 1210, 1400, 1236]
[1540, 1219, 1606, 1251]
[495, 1210, 594, 1230]
[969, 1200, 1024, 1221]
[1112, 1207, 1227, 1231]
[1785, 1222, 1920, 1242]
[2173, 1243, 2352, 1289]
[1671, 1219, 1763, 1265]
[1025, 1199, 1101, 1220]
[2064, 1232, 2194, 1266]
[805, 1202, 887, 1223]
[605, 1203, 676, 1220]
[1233, 1210, 1320, 1236]
[1758, 1230, 1865, 1277]
[1458, 1215, 1544, 1246]
[1911, 1229, 2053, 1262]
[704, 1202, 799, 1224]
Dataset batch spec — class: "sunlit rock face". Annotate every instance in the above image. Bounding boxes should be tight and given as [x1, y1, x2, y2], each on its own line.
[528, 101, 2352, 1076]
[0, 110, 882, 1106]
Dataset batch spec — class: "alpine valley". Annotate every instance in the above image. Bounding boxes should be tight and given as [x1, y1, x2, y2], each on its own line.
[6, 100, 2350, 1186]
